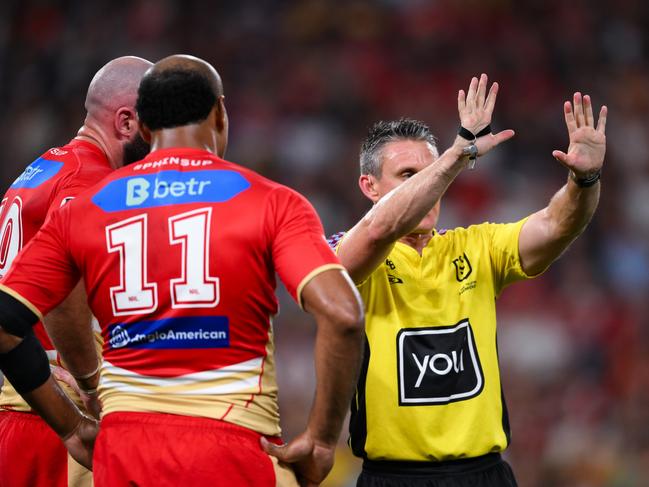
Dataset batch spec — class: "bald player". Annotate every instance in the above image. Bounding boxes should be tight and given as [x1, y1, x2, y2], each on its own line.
[0, 55, 364, 487]
[0, 56, 152, 487]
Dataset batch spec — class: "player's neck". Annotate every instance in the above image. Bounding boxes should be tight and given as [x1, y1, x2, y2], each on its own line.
[74, 126, 115, 167]
[149, 126, 217, 154]
[399, 231, 434, 255]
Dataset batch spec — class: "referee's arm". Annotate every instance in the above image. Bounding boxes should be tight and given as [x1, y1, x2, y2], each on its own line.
[339, 75, 513, 284]
[519, 93, 607, 276]
[0, 290, 97, 469]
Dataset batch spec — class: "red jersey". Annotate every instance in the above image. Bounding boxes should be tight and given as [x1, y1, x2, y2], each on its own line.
[0, 139, 111, 412]
[0, 147, 341, 435]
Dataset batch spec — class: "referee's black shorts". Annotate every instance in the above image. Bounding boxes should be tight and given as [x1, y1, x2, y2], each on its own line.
[357, 453, 517, 487]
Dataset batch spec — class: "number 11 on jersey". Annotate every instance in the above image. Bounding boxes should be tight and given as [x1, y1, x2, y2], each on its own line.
[106, 207, 220, 316]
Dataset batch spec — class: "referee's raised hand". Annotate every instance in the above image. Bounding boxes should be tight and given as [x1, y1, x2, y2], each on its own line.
[457, 73, 515, 157]
[552, 92, 607, 179]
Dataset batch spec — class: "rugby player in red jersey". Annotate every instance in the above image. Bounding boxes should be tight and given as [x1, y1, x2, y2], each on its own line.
[0, 55, 365, 487]
[0, 55, 152, 487]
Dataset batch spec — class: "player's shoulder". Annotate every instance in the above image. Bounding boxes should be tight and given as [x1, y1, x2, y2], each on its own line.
[7, 141, 94, 192]
[222, 159, 297, 196]
[44, 139, 108, 169]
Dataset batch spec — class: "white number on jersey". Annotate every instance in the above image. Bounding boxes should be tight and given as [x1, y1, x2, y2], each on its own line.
[106, 208, 219, 316]
[106, 214, 158, 316]
[0, 197, 24, 278]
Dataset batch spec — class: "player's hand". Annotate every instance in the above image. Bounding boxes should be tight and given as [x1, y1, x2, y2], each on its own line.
[62, 415, 99, 470]
[52, 366, 102, 419]
[261, 431, 335, 487]
[552, 92, 607, 178]
[457, 74, 514, 157]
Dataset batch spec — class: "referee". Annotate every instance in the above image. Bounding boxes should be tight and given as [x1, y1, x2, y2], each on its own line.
[329, 74, 607, 486]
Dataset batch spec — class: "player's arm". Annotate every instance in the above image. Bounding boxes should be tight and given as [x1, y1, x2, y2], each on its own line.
[43, 167, 107, 416]
[338, 74, 515, 283]
[43, 280, 102, 418]
[519, 93, 607, 276]
[0, 297, 97, 469]
[0, 208, 99, 467]
[263, 269, 364, 486]
[259, 188, 364, 486]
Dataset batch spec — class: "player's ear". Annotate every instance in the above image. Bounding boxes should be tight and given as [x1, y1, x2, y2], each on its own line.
[214, 96, 228, 158]
[115, 107, 138, 139]
[138, 121, 152, 144]
[359, 174, 380, 203]
[214, 96, 227, 132]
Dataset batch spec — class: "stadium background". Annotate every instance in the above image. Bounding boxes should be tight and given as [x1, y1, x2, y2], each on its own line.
[0, 1, 648, 485]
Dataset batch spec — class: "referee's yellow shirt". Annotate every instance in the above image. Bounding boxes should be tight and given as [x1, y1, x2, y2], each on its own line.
[334, 218, 534, 462]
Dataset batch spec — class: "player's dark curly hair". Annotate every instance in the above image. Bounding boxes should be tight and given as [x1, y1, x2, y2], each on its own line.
[360, 118, 437, 177]
[136, 69, 217, 131]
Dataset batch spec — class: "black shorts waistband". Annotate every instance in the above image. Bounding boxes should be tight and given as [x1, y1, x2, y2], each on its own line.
[362, 453, 503, 476]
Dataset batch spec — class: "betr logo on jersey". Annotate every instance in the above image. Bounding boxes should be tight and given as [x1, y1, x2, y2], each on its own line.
[125, 177, 212, 207]
[11, 158, 64, 189]
[92, 169, 251, 212]
[397, 319, 484, 405]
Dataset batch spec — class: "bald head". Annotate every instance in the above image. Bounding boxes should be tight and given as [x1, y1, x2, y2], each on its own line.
[136, 55, 225, 131]
[85, 56, 153, 116]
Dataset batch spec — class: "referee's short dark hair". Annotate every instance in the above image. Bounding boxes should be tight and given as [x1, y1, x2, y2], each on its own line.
[136, 69, 217, 131]
[360, 119, 437, 177]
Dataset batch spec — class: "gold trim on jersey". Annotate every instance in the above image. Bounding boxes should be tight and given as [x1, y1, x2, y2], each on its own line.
[0, 284, 43, 321]
[296, 264, 345, 309]
[100, 325, 282, 437]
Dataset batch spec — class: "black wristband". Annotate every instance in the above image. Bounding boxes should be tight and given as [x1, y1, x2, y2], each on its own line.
[570, 170, 601, 188]
[475, 124, 491, 137]
[459, 124, 492, 141]
[0, 330, 51, 394]
[458, 126, 476, 141]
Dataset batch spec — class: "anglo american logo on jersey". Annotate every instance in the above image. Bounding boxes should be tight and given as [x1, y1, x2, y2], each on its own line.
[107, 316, 229, 350]
[92, 170, 251, 212]
[11, 158, 64, 189]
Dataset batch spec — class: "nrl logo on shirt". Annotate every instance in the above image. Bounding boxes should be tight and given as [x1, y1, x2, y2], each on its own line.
[452, 253, 472, 281]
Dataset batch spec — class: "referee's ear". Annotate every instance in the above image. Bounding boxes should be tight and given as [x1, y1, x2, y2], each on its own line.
[359, 174, 380, 203]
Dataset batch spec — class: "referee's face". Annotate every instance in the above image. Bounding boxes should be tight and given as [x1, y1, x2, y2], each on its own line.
[370, 139, 441, 233]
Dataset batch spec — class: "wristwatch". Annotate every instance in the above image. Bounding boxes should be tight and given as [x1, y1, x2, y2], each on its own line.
[570, 170, 601, 188]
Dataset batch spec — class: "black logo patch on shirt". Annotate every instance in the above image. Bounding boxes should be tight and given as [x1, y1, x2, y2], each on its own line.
[388, 274, 403, 284]
[397, 319, 484, 406]
[452, 253, 473, 281]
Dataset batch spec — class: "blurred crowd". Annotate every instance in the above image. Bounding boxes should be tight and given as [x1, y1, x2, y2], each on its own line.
[1, 0, 648, 485]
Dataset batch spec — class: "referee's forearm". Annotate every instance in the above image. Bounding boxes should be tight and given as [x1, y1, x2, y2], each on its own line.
[366, 143, 466, 242]
[548, 176, 600, 240]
